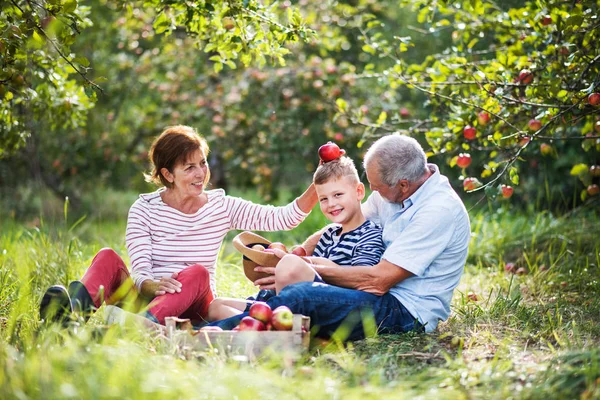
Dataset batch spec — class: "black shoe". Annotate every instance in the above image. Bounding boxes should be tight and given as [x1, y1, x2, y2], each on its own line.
[68, 281, 96, 321]
[40, 285, 72, 325]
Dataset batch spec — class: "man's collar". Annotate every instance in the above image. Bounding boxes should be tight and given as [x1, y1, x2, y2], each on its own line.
[403, 164, 439, 206]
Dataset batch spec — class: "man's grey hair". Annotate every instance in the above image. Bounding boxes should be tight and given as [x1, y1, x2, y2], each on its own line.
[363, 134, 428, 186]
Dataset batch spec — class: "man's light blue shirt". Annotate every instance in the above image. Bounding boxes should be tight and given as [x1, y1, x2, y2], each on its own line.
[362, 164, 470, 332]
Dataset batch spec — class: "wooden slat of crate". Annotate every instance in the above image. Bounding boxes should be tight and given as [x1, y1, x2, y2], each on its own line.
[166, 314, 311, 357]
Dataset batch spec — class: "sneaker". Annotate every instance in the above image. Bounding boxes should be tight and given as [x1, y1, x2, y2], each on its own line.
[68, 280, 96, 321]
[39, 285, 72, 325]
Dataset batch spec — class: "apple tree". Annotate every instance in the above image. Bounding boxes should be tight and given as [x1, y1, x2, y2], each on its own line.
[335, 0, 600, 208]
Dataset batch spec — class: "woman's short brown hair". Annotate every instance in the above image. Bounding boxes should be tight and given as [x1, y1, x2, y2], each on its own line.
[313, 156, 359, 185]
[145, 125, 210, 188]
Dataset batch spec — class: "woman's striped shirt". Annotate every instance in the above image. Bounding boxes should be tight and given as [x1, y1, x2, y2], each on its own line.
[125, 188, 309, 294]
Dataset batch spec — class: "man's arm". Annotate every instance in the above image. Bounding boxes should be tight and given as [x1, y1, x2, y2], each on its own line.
[313, 259, 413, 296]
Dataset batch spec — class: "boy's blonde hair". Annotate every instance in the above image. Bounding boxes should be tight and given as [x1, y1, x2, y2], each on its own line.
[313, 156, 359, 185]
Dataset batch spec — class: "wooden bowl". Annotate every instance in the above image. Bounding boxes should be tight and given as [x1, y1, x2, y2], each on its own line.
[232, 231, 280, 282]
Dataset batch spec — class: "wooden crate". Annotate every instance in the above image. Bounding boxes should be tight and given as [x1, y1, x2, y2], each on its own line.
[104, 305, 310, 357]
[165, 314, 310, 358]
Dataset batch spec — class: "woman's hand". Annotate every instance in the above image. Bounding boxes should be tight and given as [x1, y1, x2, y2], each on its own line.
[141, 272, 182, 297]
[155, 272, 182, 295]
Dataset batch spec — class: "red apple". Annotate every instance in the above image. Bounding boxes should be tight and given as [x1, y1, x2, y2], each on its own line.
[268, 242, 288, 253]
[595, 121, 600, 133]
[589, 165, 600, 177]
[541, 15, 552, 25]
[505, 262, 516, 273]
[456, 153, 472, 169]
[270, 306, 294, 331]
[238, 316, 266, 331]
[291, 245, 307, 257]
[467, 292, 479, 302]
[251, 244, 265, 251]
[400, 108, 410, 118]
[540, 143, 553, 156]
[248, 302, 272, 324]
[463, 177, 482, 191]
[501, 185, 514, 199]
[463, 125, 477, 140]
[517, 69, 534, 85]
[587, 184, 600, 196]
[477, 112, 490, 126]
[588, 93, 600, 106]
[528, 119, 542, 131]
[318, 141, 343, 163]
[519, 136, 531, 146]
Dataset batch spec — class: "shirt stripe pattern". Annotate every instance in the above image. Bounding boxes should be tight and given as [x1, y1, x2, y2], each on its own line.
[125, 188, 308, 294]
[313, 220, 385, 266]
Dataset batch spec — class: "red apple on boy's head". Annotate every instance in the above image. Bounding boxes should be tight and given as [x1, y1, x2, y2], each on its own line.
[238, 316, 266, 331]
[248, 302, 272, 324]
[271, 306, 294, 331]
[318, 141, 343, 163]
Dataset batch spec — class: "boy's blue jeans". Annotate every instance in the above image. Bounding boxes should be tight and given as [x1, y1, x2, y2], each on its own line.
[211, 282, 423, 340]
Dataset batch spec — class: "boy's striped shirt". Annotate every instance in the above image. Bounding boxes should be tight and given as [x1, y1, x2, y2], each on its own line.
[313, 220, 385, 266]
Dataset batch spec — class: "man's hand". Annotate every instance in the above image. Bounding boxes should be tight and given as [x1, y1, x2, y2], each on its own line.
[252, 248, 287, 290]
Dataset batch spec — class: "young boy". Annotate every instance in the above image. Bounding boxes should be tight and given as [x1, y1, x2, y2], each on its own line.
[207, 156, 385, 320]
[273, 155, 385, 292]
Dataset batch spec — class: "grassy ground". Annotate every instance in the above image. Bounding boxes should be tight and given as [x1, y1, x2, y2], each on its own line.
[0, 192, 599, 399]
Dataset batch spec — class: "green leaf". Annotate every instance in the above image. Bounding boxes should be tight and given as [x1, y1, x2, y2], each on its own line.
[570, 163, 588, 176]
[336, 98, 347, 113]
[376, 111, 387, 125]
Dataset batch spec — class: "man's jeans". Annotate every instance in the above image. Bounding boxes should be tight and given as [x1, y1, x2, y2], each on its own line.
[212, 282, 423, 341]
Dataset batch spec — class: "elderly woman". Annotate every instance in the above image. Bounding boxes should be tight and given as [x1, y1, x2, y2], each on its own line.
[40, 125, 317, 325]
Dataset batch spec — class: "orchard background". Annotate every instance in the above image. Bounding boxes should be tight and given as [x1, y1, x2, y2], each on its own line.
[1, 1, 600, 398]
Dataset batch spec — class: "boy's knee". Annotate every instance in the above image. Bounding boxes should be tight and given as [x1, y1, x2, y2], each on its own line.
[96, 248, 121, 262]
[275, 257, 302, 285]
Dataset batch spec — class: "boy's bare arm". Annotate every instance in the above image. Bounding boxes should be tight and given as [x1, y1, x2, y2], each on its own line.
[313, 259, 413, 296]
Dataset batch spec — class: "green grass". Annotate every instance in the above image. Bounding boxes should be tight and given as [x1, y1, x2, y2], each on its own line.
[1, 193, 599, 399]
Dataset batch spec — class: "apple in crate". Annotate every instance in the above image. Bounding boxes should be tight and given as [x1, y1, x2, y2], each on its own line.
[271, 306, 294, 331]
[238, 316, 266, 331]
[249, 301, 273, 324]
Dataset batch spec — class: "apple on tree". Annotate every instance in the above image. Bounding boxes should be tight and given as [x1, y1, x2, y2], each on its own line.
[540, 143, 553, 156]
[463, 177, 482, 191]
[456, 153, 471, 169]
[477, 112, 490, 126]
[501, 184, 514, 199]
[588, 184, 600, 196]
[541, 15, 552, 25]
[400, 107, 410, 118]
[588, 93, 600, 106]
[589, 166, 600, 177]
[528, 119, 542, 131]
[463, 126, 477, 140]
[517, 69, 534, 85]
[271, 305, 294, 331]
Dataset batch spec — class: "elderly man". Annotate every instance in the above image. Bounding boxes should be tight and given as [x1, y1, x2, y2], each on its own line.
[217, 134, 471, 339]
